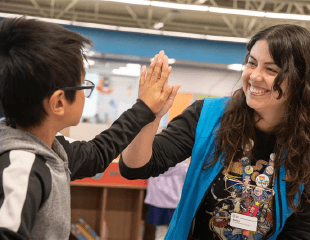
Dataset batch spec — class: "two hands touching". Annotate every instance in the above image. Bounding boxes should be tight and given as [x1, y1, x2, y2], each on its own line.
[138, 50, 181, 119]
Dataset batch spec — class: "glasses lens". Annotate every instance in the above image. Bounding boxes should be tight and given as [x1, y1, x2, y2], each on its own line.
[84, 88, 91, 97]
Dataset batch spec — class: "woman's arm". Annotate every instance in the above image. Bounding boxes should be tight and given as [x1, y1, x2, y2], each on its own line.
[277, 192, 310, 239]
[120, 100, 204, 179]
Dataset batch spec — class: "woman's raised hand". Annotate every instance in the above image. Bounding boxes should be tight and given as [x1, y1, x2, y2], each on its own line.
[138, 50, 174, 115]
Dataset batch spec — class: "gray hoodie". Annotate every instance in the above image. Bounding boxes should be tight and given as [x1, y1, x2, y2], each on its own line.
[0, 120, 71, 239]
[0, 99, 155, 239]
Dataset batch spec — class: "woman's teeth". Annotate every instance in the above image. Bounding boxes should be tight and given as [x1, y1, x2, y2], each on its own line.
[250, 85, 268, 95]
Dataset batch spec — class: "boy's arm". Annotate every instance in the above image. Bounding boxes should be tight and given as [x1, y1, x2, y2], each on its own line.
[0, 152, 51, 239]
[61, 51, 177, 180]
[58, 99, 157, 180]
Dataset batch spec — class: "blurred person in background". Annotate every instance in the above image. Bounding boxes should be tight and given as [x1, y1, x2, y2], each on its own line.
[145, 160, 188, 240]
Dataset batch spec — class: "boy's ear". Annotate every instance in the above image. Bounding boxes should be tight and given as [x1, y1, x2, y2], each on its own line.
[45, 90, 66, 116]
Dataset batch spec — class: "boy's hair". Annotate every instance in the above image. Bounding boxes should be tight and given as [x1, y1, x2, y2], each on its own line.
[0, 17, 92, 128]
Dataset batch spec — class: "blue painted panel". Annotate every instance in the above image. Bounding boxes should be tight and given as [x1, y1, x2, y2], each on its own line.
[65, 26, 247, 64]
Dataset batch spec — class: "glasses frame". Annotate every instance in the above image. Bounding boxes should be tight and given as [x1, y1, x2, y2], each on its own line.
[55, 80, 95, 98]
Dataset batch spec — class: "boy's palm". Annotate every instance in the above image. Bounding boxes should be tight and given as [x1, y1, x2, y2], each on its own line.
[139, 53, 173, 114]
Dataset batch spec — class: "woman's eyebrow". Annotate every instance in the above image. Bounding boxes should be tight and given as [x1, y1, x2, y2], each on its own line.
[249, 55, 277, 66]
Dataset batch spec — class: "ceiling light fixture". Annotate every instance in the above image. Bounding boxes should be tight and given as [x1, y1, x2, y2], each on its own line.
[227, 64, 244, 71]
[153, 22, 164, 29]
[102, 0, 310, 20]
[150, 58, 176, 64]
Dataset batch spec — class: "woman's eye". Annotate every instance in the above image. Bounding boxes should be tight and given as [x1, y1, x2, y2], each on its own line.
[267, 68, 277, 73]
[247, 61, 255, 66]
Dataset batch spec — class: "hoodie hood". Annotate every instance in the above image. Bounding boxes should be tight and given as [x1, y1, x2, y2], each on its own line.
[0, 120, 68, 165]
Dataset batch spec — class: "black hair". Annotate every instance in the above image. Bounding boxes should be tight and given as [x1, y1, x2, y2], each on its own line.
[0, 100, 4, 118]
[0, 17, 92, 128]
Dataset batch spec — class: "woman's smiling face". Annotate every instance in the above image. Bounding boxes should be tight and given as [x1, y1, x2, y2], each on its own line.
[242, 40, 288, 114]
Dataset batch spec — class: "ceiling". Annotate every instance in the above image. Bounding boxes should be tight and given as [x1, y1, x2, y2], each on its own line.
[1, 0, 310, 39]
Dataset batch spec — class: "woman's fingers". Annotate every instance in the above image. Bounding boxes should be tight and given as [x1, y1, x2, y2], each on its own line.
[139, 65, 147, 87]
[145, 54, 158, 84]
[156, 66, 172, 91]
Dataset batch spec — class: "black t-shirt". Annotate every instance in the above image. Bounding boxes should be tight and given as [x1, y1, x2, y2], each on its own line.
[191, 128, 276, 240]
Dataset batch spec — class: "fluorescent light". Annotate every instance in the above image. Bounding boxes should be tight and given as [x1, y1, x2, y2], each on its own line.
[117, 26, 161, 35]
[150, 58, 176, 64]
[163, 31, 205, 39]
[151, 1, 209, 11]
[265, 12, 310, 21]
[84, 59, 95, 67]
[0, 13, 23, 18]
[112, 68, 140, 77]
[168, 58, 176, 64]
[103, 0, 150, 6]
[205, 35, 249, 43]
[153, 22, 164, 30]
[227, 64, 244, 71]
[126, 63, 141, 69]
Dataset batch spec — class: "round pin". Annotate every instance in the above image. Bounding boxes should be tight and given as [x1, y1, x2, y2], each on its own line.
[241, 157, 250, 166]
[270, 153, 276, 161]
[254, 187, 263, 197]
[244, 165, 254, 175]
[256, 174, 270, 188]
[266, 166, 274, 176]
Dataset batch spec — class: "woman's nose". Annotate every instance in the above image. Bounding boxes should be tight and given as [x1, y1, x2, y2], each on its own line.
[250, 68, 263, 82]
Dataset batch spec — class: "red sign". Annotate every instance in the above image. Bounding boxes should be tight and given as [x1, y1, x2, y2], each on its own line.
[72, 162, 148, 188]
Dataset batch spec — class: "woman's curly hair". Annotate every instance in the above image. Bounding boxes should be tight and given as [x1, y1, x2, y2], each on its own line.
[210, 24, 310, 212]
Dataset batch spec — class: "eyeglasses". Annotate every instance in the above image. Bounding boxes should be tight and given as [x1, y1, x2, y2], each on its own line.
[55, 80, 95, 98]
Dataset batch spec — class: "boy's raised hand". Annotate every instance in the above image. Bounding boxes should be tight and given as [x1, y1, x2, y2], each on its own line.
[138, 50, 173, 115]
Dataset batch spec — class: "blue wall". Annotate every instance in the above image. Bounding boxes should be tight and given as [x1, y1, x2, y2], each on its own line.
[66, 26, 247, 64]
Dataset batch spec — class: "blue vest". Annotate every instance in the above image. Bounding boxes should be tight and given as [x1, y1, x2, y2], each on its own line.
[165, 97, 301, 240]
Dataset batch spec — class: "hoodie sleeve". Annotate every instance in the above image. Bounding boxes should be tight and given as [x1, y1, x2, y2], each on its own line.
[57, 99, 156, 181]
[0, 151, 52, 239]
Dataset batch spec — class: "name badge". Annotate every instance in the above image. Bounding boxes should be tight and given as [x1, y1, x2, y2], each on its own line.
[230, 213, 257, 232]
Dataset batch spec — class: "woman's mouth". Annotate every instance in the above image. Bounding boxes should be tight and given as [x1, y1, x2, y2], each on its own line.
[249, 85, 269, 96]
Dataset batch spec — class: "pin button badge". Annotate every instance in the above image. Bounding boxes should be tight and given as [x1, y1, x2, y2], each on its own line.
[245, 166, 254, 175]
[241, 157, 250, 166]
[254, 186, 263, 197]
[256, 174, 270, 188]
[266, 166, 274, 176]
[270, 153, 276, 161]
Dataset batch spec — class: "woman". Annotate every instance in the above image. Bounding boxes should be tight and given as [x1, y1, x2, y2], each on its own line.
[120, 24, 310, 239]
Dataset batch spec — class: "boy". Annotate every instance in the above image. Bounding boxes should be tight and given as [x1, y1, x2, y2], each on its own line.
[0, 17, 178, 240]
